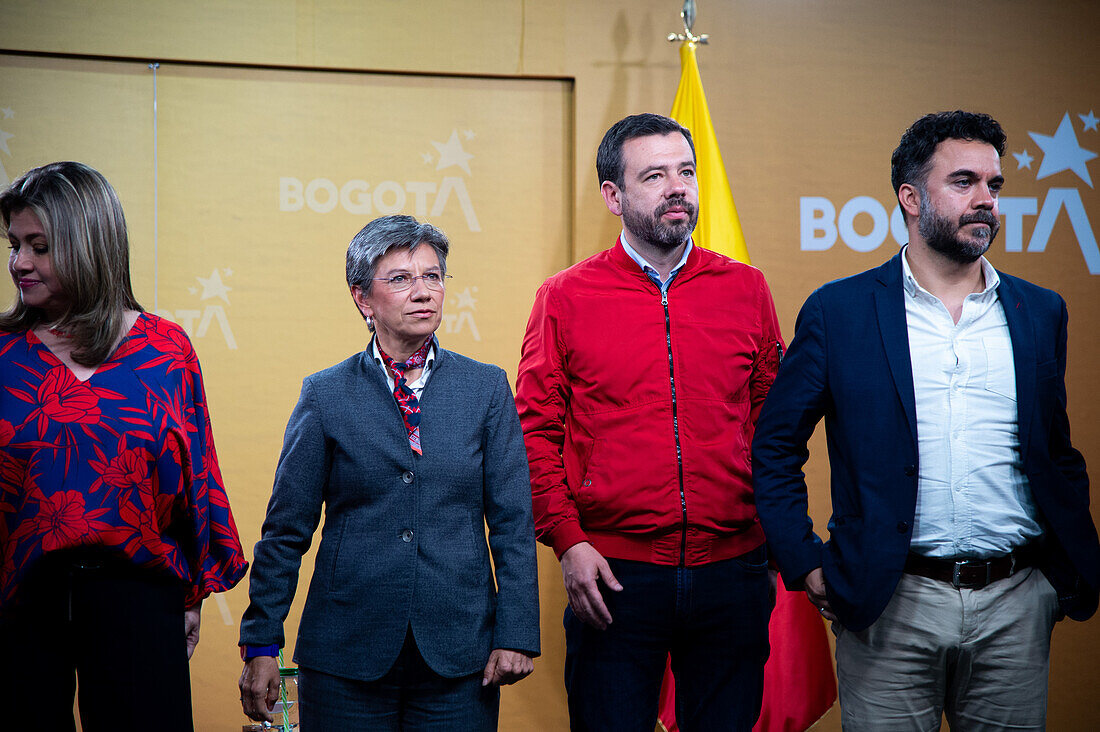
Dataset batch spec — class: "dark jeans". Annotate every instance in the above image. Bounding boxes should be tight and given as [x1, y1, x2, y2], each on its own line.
[564, 547, 772, 732]
[0, 552, 193, 732]
[298, 630, 499, 731]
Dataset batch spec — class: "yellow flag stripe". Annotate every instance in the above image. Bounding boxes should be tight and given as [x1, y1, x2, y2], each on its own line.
[670, 42, 750, 264]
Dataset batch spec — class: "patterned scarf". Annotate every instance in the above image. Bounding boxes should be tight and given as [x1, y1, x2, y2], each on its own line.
[377, 337, 432, 455]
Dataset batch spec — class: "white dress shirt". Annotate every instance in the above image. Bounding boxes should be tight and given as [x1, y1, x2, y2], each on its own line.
[901, 248, 1043, 558]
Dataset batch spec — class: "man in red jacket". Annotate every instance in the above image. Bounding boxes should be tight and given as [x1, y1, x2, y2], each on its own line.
[516, 113, 783, 731]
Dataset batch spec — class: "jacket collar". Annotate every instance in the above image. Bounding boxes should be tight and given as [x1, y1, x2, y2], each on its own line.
[873, 251, 918, 445]
[996, 274, 1036, 456]
[874, 252, 1034, 452]
[362, 334, 447, 385]
[610, 235, 701, 281]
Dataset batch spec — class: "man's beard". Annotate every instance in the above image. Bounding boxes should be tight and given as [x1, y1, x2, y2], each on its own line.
[917, 191, 999, 264]
[621, 194, 698, 252]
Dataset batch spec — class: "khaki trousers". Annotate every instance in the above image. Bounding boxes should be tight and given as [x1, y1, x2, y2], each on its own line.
[835, 567, 1059, 731]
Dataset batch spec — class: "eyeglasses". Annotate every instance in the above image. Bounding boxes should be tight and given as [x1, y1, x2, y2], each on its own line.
[371, 272, 453, 292]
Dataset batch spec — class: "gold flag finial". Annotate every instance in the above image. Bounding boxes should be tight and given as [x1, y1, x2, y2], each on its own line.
[667, 0, 709, 44]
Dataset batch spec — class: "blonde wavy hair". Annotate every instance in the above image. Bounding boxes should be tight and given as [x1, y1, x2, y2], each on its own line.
[1, 161, 143, 366]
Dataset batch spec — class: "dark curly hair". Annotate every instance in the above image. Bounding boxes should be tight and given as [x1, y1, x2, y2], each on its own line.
[891, 111, 1006, 197]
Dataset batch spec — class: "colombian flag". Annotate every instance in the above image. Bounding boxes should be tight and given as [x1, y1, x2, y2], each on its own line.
[659, 40, 838, 732]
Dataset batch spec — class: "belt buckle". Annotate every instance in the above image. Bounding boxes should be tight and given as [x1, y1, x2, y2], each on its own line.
[951, 559, 992, 589]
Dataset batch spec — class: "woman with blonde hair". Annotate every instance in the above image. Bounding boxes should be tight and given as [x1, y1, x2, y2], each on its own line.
[0, 161, 248, 731]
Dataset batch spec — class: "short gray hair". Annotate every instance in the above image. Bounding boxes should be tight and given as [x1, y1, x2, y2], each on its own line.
[346, 215, 450, 296]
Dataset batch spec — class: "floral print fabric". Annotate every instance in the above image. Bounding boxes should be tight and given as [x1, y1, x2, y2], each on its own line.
[0, 313, 247, 610]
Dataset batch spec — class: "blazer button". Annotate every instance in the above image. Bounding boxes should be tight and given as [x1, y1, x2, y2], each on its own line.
[402, 471, 414, 484]
[896, 521, 909, 534]
[904, 465, 916, 477]
[401, 529, 414, 542]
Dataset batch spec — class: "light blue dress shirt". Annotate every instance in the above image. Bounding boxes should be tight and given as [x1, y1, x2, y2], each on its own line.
[620, 231, 693, 293]
[901, 247, 1043, 558]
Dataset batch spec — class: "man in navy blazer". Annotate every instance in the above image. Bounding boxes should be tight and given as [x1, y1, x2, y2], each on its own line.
[753, 111, 1100, 730]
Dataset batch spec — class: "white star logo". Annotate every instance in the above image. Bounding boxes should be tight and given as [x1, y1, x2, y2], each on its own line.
[1029, 112, 1097, 187]
[463, 129, 476, 140]
[431, 130, 474, 175]
[0, 108, 12, 119]
[453, 286, 478, 310]
[1012, 149, 1034, 170]
[196, 269, 232, 303]
[421, 152, 434, 164]
[1080, 110, 1099, 132]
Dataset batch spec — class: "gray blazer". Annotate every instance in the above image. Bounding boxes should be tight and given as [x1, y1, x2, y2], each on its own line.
[240, 340, 540, 680]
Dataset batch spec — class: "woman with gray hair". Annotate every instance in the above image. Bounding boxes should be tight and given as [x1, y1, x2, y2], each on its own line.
[0, 161, 248, 730]
[239, 214, 540, 730]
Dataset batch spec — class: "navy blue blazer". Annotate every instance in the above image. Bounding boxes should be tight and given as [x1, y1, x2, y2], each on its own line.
[752, 252, 1100, 632]
[240, 340, 540, 679]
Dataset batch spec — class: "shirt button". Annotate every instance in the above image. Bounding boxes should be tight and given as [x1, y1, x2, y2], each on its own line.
[401, 529, 414, 542]
[402, 471, 414, 484]
[896, 521, 909, 534]
[904, 465, 916, 477]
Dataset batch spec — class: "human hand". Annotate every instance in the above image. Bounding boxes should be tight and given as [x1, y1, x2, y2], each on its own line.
[561, 542, 622, 630]
[184, 603, 202, 659]
[239, 656, 281, 723]
[482, 649, 534, 686]
[804, 567, 837, 622]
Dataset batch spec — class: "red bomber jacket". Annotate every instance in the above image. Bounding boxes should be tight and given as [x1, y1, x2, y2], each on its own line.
[516, 239, 784, 567]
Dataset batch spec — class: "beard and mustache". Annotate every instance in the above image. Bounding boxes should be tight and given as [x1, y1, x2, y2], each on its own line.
[917, 189, 1000, 264]
[620, 193, 699, 252]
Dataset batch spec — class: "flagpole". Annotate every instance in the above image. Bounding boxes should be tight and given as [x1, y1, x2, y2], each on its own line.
[667, 0, 708, 45]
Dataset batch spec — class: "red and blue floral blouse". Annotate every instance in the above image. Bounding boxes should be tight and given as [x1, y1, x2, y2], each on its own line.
[0, 313, 248, 611]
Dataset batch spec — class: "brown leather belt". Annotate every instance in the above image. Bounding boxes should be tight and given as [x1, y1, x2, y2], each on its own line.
[904, 545, 1038, 590]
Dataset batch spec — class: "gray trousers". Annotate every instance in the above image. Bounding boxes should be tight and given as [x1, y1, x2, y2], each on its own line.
[835, 567, 1059, 731]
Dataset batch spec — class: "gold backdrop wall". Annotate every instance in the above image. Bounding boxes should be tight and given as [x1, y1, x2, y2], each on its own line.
[1, 2, 1097, 730]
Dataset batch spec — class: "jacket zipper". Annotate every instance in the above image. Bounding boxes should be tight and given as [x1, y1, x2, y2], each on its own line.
[662, 288, 688, 567]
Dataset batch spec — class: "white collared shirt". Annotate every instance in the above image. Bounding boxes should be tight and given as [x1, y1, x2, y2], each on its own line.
[901, 247, 1043, 558]
[620, 230, 693, 292]
[372, 339, 435, 397]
